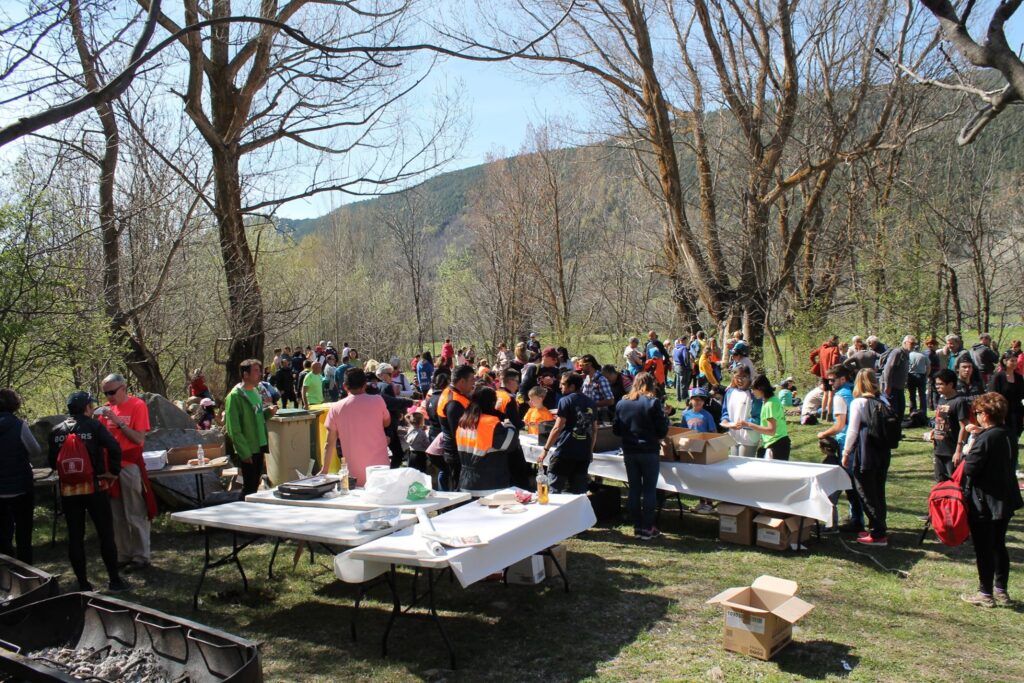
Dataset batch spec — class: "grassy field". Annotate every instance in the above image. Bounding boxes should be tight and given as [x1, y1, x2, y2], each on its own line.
[24, 417, 1024, 683]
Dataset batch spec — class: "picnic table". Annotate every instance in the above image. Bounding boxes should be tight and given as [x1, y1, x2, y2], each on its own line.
[520, 435, 850, 523]
[147, 456, 230, 506]
[336, 493, 597, 668]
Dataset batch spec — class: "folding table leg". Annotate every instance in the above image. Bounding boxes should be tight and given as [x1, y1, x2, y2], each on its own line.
[269, 539, 281, 579]
[232, 532, 249, 592]
[193, 528, 213, 610]
[426, 568, 456, 670]
[540, 548, 570, 593]
[381, 565, 401, 658]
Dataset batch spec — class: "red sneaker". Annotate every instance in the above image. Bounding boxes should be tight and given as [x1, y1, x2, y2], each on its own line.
[857, 530, 871, 538]
[856, 535, 888, 547]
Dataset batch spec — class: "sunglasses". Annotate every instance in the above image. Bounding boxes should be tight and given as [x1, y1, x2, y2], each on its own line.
[103, 386, 123, 396]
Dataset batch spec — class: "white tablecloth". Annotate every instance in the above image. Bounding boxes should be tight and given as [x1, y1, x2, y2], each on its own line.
[521, 436, 850, 522]
[170, 501, 416, 546]
[246, 489, 471, 513]
[336, 493, 596, 587]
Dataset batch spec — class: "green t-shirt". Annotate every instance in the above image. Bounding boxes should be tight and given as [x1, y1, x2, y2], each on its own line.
[302, 371, 325, 405]
[759, 395, 788, 447]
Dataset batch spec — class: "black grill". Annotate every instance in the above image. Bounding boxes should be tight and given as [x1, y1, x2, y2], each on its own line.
[0, 556, 59, 616]
[0, 592, 262, 682]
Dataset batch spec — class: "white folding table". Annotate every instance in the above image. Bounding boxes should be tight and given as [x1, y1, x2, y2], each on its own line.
[245, 488, 471, 513]
[521, 435, 850, 523]
[170, 502, 416, 609]
[336, 493, 597, 668]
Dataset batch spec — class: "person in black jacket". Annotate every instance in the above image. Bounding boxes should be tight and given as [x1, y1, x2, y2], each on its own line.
[988, 352, 1023, 440]
[959, 392, 1024, 608]
[613, 372, 670, 540]
[48, 392, 129, 592]
[274, 357, 298, 408]
[0, 389, 39, 563]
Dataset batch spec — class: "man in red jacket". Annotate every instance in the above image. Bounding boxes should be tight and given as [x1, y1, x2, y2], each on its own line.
[809, 336, 840, 421]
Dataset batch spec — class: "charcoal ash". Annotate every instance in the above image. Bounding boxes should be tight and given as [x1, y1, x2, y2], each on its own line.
[28, 646, 170, 682]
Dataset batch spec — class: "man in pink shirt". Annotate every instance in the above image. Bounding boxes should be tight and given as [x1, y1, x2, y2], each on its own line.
[319, 368, 390, 485]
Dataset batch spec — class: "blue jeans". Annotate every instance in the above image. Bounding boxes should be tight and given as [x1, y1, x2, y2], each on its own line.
[623, 450, 660, 531]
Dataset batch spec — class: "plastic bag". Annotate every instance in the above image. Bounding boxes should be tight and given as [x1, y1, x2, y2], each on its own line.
[362, 467, 432, 505]
[407, 481, 430, 501]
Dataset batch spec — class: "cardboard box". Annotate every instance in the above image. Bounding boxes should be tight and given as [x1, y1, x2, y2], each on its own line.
[706, 575, 814, 660]
[754, 514, 813, 551]
[506, 555, 545, 585]
[718, 504, 755, 545]
[673, 432, 732, 464]
[542, 544, 567, 580]
[660, 427, 692, 461]
[166, 442, 225, 466]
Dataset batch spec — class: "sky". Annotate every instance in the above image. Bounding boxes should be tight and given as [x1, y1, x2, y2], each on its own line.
[275, 57, 596, 219]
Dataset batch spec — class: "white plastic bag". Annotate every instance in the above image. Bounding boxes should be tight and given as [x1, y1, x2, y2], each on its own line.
[362, 467, 431, 505]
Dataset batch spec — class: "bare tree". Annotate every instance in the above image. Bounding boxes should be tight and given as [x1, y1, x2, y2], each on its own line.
[915, 0, 1024, 144]
[377, 190, 432, 352]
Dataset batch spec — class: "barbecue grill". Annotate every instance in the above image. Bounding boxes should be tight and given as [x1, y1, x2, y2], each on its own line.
[0, 592, 262, 682]
[0, 555, 59, 615]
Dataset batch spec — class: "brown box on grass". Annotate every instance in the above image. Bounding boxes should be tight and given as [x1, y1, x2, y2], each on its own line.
[706, 575, 815, 660]
[753, 514, 813, 551]
[542, 544, 567, 580]
[717, 504, 755, 545]
[505, 555, 545, 585]
[166, 442, 225, 466]
[673, 432, 732, 464]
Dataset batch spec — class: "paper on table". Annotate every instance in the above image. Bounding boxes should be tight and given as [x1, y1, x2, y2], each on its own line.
[415, 507, 445, 556]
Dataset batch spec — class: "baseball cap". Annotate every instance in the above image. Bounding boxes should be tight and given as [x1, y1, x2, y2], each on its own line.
[67, 391, 97, 414]
[529, 332, 538, 338]
[541, 346, 559, 359]
[200, 398, 215, 408]
[689, 386, 709, 399]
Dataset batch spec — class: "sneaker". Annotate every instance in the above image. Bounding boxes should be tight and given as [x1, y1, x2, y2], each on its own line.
[960, 591, 995, 608]
[856, 535, 888, 547]
[857, 530, 871, 538]
[917, 514, 931, 522]
[994, 590, 1012, 607]
[821, 525, 840, 535]
[107, 578, 132, 593]
[695, 503, 715, 514]
[77, 580, 94, 592]
[639, 527, 661, 540]
[633, 528, 643, 538]
[838, 522, 866, 533]
[124, 560, 151, 573]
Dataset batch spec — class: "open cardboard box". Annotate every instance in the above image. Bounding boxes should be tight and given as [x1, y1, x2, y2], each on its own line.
[754, 513, 813, 551]
[660, 427, 692, 461]
[706, 575, 815, 660]
[673, 432, 733, 464]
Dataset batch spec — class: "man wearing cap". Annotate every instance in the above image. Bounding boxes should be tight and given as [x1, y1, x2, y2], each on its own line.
[49, 392, 129, 592]
[525, 333, 541, 362]
[95, 374, 155, 572]
[224, 359, 278, 495]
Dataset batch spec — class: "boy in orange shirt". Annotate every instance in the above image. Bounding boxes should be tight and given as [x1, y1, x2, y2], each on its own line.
[523, 386, 556, 435]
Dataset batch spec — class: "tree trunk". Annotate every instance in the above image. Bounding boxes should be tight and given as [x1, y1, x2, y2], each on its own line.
[212, 145, 265, 387]
[70, 0, 166, 394]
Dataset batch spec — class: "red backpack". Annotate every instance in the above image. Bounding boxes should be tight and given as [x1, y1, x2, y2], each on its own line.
[927, 461, 970, 546]
[56, 432, 96, 497]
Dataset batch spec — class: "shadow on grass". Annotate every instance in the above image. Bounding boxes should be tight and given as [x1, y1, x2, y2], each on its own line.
[248, 548, 674, 681]
[775, 639, 858, 679]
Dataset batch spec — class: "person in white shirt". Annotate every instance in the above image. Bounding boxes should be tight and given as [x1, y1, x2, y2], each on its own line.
[800, 383, 826, 425]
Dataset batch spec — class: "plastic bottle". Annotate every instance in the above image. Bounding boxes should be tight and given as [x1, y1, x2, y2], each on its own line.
[196, 443, 206, 466]
[339, 457, 350, 492]
[536, 471, 550, 505]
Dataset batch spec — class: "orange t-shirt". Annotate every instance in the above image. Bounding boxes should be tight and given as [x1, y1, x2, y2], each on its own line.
[523, 406, 555, 435]
[98, 396, 150, 466]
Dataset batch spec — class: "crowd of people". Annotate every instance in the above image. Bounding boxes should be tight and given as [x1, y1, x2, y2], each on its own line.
[0, 327, 1019, 606]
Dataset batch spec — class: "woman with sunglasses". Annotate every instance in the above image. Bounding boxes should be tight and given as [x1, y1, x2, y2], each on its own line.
[958, 392, 1023, 607]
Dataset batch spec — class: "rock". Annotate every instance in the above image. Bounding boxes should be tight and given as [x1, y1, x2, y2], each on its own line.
[144, 427, 223, 451]
[28, 416, 66, 467]
[141, 393, 195, 430]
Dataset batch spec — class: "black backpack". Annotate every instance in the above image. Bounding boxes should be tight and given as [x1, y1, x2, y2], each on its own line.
[865, 397, 901, 450]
